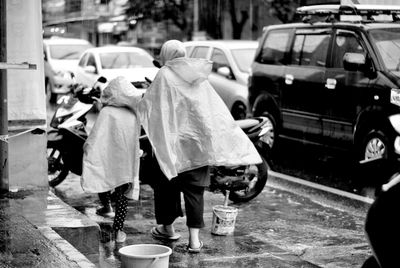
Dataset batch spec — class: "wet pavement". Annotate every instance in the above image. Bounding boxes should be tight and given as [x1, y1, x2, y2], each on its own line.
[0, 190, 94, 268]
[52, 173, 371, 268]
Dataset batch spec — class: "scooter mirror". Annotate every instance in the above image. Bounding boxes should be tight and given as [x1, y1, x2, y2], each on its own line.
[153, 60, 161, 69]
[97, 76, 107, 83]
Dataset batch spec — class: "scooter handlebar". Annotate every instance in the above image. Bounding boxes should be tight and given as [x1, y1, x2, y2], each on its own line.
[73, 84, 101, 104]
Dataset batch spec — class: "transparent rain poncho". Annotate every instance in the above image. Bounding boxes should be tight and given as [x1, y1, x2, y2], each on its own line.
[139, 40, 261, 179]
[81, 76, 142, 199]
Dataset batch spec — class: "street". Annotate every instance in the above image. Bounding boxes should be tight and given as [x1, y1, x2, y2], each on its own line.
[46, 100, 373, 267]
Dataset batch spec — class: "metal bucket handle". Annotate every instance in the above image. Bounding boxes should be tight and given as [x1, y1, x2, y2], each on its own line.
[147, 256, 160, 268]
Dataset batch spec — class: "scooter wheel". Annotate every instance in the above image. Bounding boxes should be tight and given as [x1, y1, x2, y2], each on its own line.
[228, 153, 269, 203]
[49, 168, 69, 187]
[47, 146, 69, 187]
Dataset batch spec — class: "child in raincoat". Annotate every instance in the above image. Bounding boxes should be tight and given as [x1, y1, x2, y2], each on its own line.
[139, 40, 261, 252]
[81, 76, 142, 243]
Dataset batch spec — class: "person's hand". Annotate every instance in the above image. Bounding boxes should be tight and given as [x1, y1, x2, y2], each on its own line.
[91, 96, 102, 110]
[91, 96, 101, 103]
[382, 172, 400, 192]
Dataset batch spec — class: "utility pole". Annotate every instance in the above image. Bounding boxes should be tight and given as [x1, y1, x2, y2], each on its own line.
[0, 0, 8, 192]
[193, 0, 199, 33]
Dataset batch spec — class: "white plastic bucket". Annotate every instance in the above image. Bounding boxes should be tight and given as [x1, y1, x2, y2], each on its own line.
[118, 244, 172, 268]
[211, 205, 238, 235]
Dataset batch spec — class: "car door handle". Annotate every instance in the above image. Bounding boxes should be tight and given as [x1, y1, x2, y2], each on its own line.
[285, 74, 294, 85]
[325, 78, 337, 90]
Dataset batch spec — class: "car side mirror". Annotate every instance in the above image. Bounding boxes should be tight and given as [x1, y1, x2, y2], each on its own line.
[217, 66, 233, 79]
[84, 65, 97, 74]
[343, 52, 366, 72]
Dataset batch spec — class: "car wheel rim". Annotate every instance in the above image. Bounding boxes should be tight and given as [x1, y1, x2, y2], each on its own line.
[260, 118, 275, 148]
[364, 137, 386, 160]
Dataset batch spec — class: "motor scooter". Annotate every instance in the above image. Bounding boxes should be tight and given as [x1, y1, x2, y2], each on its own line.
[360, 157, 400, 268]
[47, 76, 106, 187]
[49, 72, 273, 202]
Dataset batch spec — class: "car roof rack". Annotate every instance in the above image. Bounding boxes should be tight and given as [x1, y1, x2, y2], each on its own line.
[296, 4, 400, 23]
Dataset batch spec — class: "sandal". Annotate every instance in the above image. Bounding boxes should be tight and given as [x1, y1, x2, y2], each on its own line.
[115, 230, 126, 243]
[187, 241, 203, 254]
[151, 227, 181, 241]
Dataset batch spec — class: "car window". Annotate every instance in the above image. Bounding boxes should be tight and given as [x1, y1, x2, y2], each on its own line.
[332, 30, 365, 68]
[370, 28, 400, 71]
[231, 48, 256, 73]
[259, 29, 291, 64]
[210, 48, 230, 72]
[191, 46, 209, 58]
[87, 54, 97, 71]
[78, 53, 88, 67]
[185, 46, 193, 56]
[99, 51, 154, 69]
[291, 31, 330, 67]
[49, 44, 93, 60]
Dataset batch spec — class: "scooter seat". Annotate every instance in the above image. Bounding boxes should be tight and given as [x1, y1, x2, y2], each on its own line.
[236, 118, 259, 130]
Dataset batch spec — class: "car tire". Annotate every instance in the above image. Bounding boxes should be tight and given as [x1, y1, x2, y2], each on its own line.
[231, 102, 247, 120]
[356, 128, 398, 189]
[46, 80, 57, 104]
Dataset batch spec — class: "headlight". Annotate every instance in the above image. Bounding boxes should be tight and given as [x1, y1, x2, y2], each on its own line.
[394, 136, 400, 155]
[390, 88, 400, 107]
[389, 114, 400, 134]
[54, 69, 65, 77]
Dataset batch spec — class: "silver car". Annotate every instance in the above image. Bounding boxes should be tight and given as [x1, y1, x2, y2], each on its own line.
[183, 40, 258, 119]
[43, 37, 94, 103]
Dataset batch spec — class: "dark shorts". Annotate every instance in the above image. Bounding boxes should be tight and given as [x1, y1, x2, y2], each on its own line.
[152, 163, 210, 228]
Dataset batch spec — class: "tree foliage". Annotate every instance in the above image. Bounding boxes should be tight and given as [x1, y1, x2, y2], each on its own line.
[262, 0, 298, 23]
[125, 0, 192, 32]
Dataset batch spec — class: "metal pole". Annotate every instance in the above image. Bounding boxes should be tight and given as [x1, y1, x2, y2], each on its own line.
[0, 0, 8, 192]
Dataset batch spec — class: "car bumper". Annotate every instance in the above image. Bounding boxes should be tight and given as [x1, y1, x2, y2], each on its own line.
[389, 114, 400, 155]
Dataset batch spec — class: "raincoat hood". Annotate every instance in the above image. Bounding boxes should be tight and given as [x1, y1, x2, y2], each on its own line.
[160, 39, 211, 85]
[159, 39, 186, 65]
[139, 40, 261, 179]
[101, 76, 142, 112]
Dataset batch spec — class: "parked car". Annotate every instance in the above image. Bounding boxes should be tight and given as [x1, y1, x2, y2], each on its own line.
[74, 46, 159, 98]
[248, 4, 400, 181]
[183, 40, 258, 119]
[43, 37, 94, 103]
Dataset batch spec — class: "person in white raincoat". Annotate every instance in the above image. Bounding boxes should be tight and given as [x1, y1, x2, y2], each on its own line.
[139, 40, 261, 253]
[81, 76, 141, 243]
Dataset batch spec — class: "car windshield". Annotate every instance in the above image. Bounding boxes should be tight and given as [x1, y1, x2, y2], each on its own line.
[370, 28, 400, 71]
[100, 51, 154, 69]
[49, 44, 92, 60]
[231, 48, 256, 73]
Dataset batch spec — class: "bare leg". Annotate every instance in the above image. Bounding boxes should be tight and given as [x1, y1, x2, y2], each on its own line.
[188, 227, 201, 249]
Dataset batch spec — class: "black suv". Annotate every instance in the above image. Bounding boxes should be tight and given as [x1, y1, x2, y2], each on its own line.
[249, 5, 400, 169]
